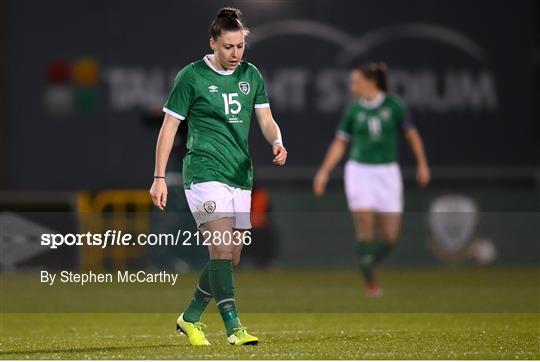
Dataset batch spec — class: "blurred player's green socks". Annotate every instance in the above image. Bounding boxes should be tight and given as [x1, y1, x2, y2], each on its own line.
[356, 240, 376, 283]
[357, 240, 395, 283]
[183, 262, 213, 323]
[209, 259, 242, 336]
[373, 241, 394, 264]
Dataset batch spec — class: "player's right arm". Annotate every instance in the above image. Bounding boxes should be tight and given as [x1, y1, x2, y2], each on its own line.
[149, 114, 181, 210]
[313, 104, 353, 196]
[313, 137, 349, 196]
[151, 65, 193, 210]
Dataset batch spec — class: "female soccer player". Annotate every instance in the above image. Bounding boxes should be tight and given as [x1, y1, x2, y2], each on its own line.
[149, 7, 287, 346]
[313, 63, 430, 297]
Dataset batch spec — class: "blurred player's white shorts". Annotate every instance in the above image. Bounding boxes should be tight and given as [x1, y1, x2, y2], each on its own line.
[344, 160, 403, 213]
[185, 181, 252, 229]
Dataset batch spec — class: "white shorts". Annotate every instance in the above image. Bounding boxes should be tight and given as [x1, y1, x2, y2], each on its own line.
[185, 181, 252, 229]
[344, 160, 403, 213]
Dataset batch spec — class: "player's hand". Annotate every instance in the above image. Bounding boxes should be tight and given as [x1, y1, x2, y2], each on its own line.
[273, 144, 287, 165]
[417, 163, 431, 187]
[313, 170, 329, 196]
[149, 178, 168, 210]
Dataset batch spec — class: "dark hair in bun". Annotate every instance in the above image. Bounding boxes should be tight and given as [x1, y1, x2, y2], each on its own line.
[358, 62, 389, 92]
[209, 7, 249, 40]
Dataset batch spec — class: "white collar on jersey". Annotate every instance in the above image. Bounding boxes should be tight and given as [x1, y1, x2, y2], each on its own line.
[203, 54, 235, 75]
[359, 92, 385, 109]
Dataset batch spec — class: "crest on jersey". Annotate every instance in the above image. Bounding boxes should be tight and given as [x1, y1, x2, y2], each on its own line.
[203, 201, 216, 214]
[208, 85, 218, 93]
[238, 81, 250, 95]
[380, 108, 391, 120]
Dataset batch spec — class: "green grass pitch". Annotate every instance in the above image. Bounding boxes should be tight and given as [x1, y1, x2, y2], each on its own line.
[1, 267, 539, 359]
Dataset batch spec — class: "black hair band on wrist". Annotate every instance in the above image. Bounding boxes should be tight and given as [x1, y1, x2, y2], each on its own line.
[154, 176, 165, 179]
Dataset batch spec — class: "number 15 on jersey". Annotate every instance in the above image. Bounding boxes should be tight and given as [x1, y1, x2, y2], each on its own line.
[222, 93, 241, 115]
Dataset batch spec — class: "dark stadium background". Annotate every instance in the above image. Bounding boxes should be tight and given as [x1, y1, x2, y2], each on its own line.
[0, 0, 538, 270]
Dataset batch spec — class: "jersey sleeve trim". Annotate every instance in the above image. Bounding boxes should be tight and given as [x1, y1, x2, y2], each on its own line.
[163, 107, 186, 121]
[401, 116, 415, 131]
[336, 130, 350, 141]
[254, 103, 270, 108]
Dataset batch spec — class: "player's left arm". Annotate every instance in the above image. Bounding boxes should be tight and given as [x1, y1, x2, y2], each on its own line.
[404, 126, 431, 187]
[255, 106, 287, 165]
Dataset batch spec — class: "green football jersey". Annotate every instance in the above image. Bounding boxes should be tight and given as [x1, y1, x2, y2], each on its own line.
[163, 55, 270, 190]
[337, 93, 411, 164]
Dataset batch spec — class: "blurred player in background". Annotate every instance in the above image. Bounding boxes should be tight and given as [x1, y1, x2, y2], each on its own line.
[150, 7, 287, 346]
[313, 63, 430, 297]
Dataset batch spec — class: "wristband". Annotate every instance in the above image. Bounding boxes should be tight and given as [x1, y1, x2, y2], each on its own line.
[272, 139, 283, 147]
[153, 176, 165, 179]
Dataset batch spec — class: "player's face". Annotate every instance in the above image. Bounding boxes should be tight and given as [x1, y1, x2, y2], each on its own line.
[350, 70, 375, 98]
[210, 30, 245, 70]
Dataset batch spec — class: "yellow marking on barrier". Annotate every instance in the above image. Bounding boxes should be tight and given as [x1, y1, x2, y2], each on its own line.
[78, 190, 152, 271]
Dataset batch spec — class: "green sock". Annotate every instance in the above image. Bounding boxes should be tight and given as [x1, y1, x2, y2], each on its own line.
[356, 240, 376, 283]
[183, 262, 213, 323]
[373, 241, 394, 265]
[209, 259, 241, 336]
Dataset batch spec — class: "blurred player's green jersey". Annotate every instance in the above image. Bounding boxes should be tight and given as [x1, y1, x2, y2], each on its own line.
[337, 93, 411, 164]
[163, 56, 270, 190]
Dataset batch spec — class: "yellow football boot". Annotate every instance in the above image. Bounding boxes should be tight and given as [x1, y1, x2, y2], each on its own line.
[176, 313, 210, 346]
[227, 327, 259, 346]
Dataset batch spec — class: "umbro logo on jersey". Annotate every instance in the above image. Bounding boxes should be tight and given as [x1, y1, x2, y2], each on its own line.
[356, 112, 366, 122]
[208, 85, 218, 93]
[238, 81, 250, 95]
